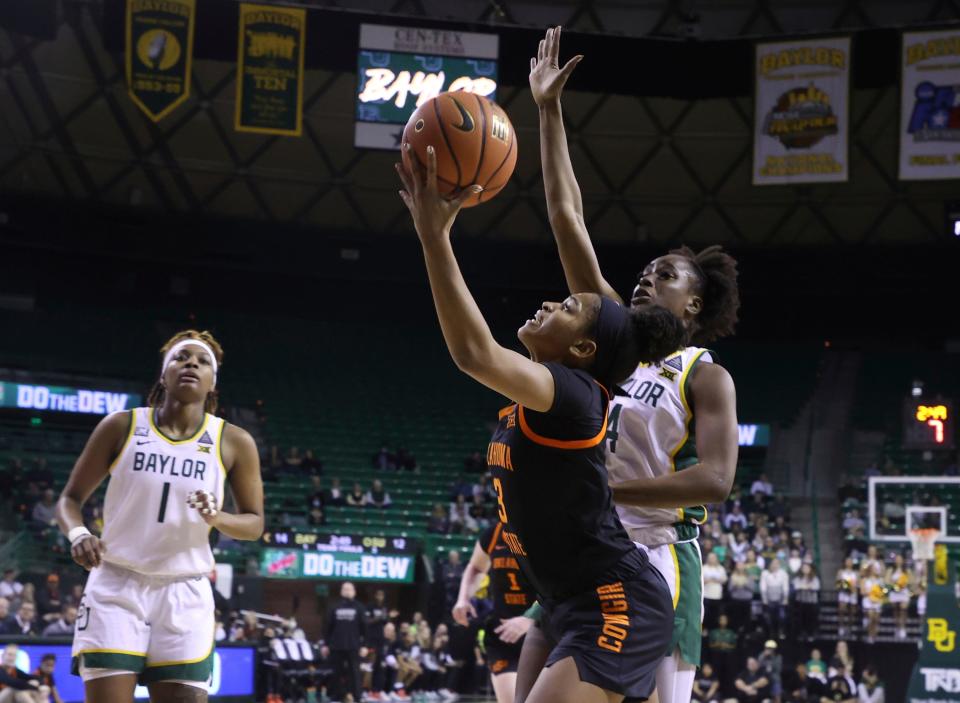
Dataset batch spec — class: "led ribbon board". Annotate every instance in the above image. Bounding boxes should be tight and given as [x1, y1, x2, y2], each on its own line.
[355, 23, 498, 149]
[0, 381, 141, 415]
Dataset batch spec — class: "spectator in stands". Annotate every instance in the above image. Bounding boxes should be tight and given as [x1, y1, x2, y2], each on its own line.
[448, 497, 478, 534]
[283, 446, 304, 472]
[793, 562, 820, 640]
[366, 480, 392, 509]
[806, 649, 827, 683]
[373, 444, 397, 471]
[327, 478, 346, 507]
[842, 509, 865, 532]
[724, 503, 749, 531]
[692, 661, 720, 703]
[727, 562, 756, 631]
[824, 662, 857, 703]
[9, 602, 38, 637]
[758, 640, 783, 702]
[0, 598, 14, 635]
[427, 504, 451, 534]
[760, 558, 790, 638]
[707, 614, 738, 697]
[41, 604, 76, 637]
[396, 447, 418, 472]
[735, 657, 771, 703]
[790, 530, 806, 556]
[448, 475, 474, 503]
[36, 574, 63, 623]
[730, 530, 750, 563]
[31, 653, 61, 703]
[326, 581, 367, 703]
[830, 641, 854, 680]
[857, 665, 884, 703]
[0, 644, 45, 703]
[768, 493, 790, 522]
[845, 526, 868, 561]
[467, 494, 491, 530]
[393, 629, 423, 697]
[308, 475, 325, 508]
[30, 488, 57, 528]
[65, 583, 83, 609]
[787, 549, 803, 576]
[0, 572, 21, 603]
[784, 662, 825, 702]
[301, 449, 323, 476]
[751, 473, 774, 498]
[702, 552, 727, 630]
[346, 482, 369, 507]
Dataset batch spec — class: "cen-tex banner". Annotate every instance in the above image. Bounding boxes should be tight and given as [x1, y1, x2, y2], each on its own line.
[899, 29, 960, 181]
[235, 3, 306, 136]
[753, 36, 850, 185]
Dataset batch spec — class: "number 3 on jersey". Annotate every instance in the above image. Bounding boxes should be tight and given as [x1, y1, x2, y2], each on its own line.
[606, 404, 623, 454]
[493, 477, 509, 523]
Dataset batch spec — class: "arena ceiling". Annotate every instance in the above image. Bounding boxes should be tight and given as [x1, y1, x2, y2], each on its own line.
[0, 0, 958, 248]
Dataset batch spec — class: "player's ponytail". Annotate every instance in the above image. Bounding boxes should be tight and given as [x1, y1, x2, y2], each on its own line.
[148, 330, 224, 414]
[599, 306, 687, 387]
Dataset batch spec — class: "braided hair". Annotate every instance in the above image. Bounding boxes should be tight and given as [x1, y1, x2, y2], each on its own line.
[147, 330, 224, 414]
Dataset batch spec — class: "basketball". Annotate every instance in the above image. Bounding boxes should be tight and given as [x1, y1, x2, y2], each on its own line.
[402, 91, 518, 208]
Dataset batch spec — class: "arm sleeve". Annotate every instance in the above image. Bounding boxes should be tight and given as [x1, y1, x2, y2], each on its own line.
[523, 601, 543, 622]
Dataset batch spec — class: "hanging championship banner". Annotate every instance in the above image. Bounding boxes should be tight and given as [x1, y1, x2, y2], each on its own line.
[753, 37, 850, 185]
[125, 0, 195, 122]
[235, 4, 306, 136]
[899, 30, 960, 181]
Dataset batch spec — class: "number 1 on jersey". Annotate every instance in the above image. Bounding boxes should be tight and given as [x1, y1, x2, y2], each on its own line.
[506, 572, 522, 591]
[157, 481, 171, 523]
[493, 477, 509, 523]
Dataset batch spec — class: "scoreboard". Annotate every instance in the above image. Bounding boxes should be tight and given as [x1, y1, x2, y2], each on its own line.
[355, 24, 498, 149]
[903, 398, 954, 449]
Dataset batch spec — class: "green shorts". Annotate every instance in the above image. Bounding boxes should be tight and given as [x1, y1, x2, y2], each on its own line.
[639, 540, 702, 666]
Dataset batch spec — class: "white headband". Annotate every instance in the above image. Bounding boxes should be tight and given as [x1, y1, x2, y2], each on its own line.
[163, 339, 218, 386]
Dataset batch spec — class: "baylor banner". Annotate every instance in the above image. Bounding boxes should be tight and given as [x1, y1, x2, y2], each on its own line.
[125, 0, 195, 122]
[899, 29, 960, 181]
[753, 37, 850, 185]
[907, 546, 960, 702]
[235, 4, 306, 136]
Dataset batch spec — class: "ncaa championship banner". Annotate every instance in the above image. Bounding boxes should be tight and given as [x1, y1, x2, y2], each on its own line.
[125, 0, 195, 122]
[899, 30, 960, 181]
[753, 37, 850, 185]
[235, 3, 306, 136]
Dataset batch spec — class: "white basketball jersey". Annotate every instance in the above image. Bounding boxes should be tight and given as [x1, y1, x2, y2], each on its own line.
[100, 407, 226, 577]
[605, 347, 713, 547]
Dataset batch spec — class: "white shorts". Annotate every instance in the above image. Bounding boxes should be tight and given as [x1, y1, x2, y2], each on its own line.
[837, 592, 858, 605]
[72, 562, 215, 685]
[862, 598, 882, 612]
[888, 590, 910, 605]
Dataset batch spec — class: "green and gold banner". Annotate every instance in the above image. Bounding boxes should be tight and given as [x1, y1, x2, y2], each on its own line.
[125, 0, 195, 122]
[235, 3, 306, 136]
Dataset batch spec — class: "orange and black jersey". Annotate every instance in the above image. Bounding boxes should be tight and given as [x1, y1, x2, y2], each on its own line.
[486, 362, 644, 603]
[480, 522, 536, 620]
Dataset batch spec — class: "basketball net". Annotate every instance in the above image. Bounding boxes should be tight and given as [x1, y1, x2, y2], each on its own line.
[909, 527, 940, 561]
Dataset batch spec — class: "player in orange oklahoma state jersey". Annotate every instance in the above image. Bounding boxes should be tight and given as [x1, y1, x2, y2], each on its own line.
[398, 145, 684, 703]
[453, 522, 537, 703]
[56, 330, 264, 703]
[528, 25, 740, 703]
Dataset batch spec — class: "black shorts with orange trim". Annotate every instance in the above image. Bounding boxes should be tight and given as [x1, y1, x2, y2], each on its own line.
[483, 625, 523, 675]
[542, 558, 673, 702]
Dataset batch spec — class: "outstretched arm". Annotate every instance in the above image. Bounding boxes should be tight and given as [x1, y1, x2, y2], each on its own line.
[611, 363, 738, 506]
[530, 26, 620, 302]
[397, 145, 556, 412]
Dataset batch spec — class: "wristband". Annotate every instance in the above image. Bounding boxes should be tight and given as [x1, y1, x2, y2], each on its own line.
[523, 601, 543, 623]
[68, 526, 92, 545]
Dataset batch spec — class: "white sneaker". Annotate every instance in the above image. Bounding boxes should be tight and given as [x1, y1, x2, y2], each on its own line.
[439, 692, 458, 703]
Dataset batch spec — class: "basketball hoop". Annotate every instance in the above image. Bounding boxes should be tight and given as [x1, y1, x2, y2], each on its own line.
[909, 527, 940, 561]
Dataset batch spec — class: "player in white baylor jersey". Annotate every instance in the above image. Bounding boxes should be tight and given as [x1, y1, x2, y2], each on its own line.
[522, 26, 741, 703]
[56, 330, 264, 703]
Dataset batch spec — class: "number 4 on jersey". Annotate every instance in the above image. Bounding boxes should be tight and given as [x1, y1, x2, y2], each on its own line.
[606, 404, 623, 454]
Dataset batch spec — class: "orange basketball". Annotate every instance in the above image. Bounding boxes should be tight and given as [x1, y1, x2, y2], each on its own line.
[402, 92, 518, 208]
